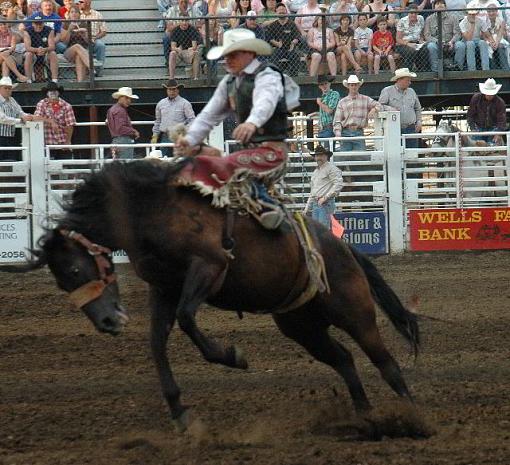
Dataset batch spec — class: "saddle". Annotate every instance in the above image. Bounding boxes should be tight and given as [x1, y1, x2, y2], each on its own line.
[175, 146, 287, 211]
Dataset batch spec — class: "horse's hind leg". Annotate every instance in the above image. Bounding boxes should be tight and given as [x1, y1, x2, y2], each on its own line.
[176, 255, 247, 369]
[273, 307, 371, 413]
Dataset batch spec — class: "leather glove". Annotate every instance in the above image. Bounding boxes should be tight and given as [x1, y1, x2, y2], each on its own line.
[150, 134, 158, 144]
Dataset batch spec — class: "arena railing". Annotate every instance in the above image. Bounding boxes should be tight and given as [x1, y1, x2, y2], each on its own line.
[2, 7, 510, 86]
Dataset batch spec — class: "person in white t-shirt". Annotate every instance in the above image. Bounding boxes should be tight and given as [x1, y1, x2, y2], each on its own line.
[354, 14, 374, 73]
[459, 10, 490, 70]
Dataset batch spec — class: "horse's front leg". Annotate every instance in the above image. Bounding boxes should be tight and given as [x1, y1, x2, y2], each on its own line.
[149, 286, 189, 431]
[176, 255, 247, 369]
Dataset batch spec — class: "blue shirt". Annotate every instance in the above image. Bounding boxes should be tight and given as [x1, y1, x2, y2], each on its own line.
[26, 13, 63, 33]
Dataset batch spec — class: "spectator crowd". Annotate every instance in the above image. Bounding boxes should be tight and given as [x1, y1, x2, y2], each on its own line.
[0, 0, 510, 82]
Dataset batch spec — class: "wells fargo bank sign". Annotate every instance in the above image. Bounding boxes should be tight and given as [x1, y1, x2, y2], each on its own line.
[409, 207, 510, 251]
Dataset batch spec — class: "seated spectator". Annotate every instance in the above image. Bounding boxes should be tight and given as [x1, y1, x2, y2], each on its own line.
[23, 15, 58, 82]
[287, 0, 307, 14]
[78, 0, 107, 76]
[328, 0, 358, 30]
[485, 6, 509, 70]
[466, 0, 501, 24]
[296, 0, 321, 37]
[0, 21, 29, 81]
[445, 0, 467, 20]
[26, 0, 62, 43]
[240, 10, 265, 39]
[230, 0, 252, 28]
[354, 13, 374, 73]
[168, 14, 201, 80]
[4, 0, 28, 34]
[372, 16, 396, 74]
[26, 0, 41, 16]
[334, 15, 362, 75]
[266, 2, 301, 74]
[259, 0, 278, 26]
[200, 17, 222, 75]
[386, 0, 406, 15]
[58, 0, 73, 18]
[163, 0, 191, 63]
[307, 15, 337, 76]
[424, 0, 465, 72]
[459, 9, 490, 70]
[60, 4, 92, 81]
[208, 0, 235, 32]
[395, 7, 427, 71]
[157, 0, 172, 30]
[363, 0, 396, 32]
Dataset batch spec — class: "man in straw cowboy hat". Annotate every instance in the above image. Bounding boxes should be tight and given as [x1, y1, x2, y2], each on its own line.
[467, 78, 507, 145]
[176, 28, 298, 229]
[0, 76, 46, 160]
[333, 74, 381, 152]
[303, 145, 343, 229]
[378, 67, 422, 148]
[151, 79, 195, 157]
[106, 87, 140, 159]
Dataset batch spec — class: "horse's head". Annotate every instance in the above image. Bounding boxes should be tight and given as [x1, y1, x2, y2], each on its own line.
[0, 229, 128, 336]
[432, 119, 458, 148]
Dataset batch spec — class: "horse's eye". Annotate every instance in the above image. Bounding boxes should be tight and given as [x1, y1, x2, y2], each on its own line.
[70, 267, 80, 276]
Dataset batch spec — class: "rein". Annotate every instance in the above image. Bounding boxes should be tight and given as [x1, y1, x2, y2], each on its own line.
[60, 229, 117, 309]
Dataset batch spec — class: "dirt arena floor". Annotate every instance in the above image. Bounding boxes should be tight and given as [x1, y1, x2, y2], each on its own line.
[1, 250, 509, 465]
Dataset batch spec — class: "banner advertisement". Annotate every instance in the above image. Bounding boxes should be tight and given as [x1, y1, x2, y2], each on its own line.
[409, 207, 510, 251]
[0, 219, 30, 263]
[334, 212, 388, 254]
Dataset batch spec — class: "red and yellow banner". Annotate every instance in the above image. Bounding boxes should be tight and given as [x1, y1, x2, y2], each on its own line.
[409, 207, 510, 251]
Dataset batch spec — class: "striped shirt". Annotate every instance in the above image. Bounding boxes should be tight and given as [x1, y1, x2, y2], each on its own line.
[34, 97, 76, 145]
[333, 93, 381, 133]
[0, 95, 26, 137]
[319, 89, 340, 130]
[152, 95, 195, 137]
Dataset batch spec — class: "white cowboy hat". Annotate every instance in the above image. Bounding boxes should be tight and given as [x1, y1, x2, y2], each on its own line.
[146, 149, 163, 159]
[479, 78, 502, 96]
[391, 68, 417, 81]
[0, 76, 18, 89]
[112, 87, 139, 99]
[207, 28, 272, 60]
[342, 75, 363, 88]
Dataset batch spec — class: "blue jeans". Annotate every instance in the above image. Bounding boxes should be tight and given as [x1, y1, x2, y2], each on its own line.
[93, 40, 106, 64]
[402, 125, 420, 148]
[112, 136, 134, 159]
[318, 127, 334, 150]
[459, 39, 490, 71]
[426, 41, 465, 72]
[160, 133, 173, 157]
[310, 198, 336, 229]
[471, 127, 499, 144]
[340, 128, 365, 152]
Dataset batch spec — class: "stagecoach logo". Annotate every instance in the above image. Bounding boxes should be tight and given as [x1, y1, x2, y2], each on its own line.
[334, 212, 388, 255]
[0, 219, 30, 263]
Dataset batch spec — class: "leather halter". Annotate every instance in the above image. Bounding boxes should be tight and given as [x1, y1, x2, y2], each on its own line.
[59, 229, 117, 309]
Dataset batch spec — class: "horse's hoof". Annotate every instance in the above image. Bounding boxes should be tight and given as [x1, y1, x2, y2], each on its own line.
[172, 409, 191, 433]
[233, 346, 248, 369]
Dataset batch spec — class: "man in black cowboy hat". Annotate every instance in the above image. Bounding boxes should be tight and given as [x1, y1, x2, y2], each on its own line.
[303, 145, 343, 229]
[151, 79, 195, 158]
[34, 81, 76, 159]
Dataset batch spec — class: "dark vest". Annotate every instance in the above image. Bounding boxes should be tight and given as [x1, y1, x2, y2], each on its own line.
[227, 63, 288, 143]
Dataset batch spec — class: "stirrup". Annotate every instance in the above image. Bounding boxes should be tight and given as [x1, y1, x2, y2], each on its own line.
[256, 201, 284, 230]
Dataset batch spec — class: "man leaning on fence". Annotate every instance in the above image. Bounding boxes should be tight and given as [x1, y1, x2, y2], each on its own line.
[34, 82, 76, 159]
[106, 87, 140, 160]
[151, 79, 195, 157]
[467, 78, 507, 145]
[333, 75, 381, 152]
[378, 68, 422, 148]
[303, 145, 343, 229]
[0, 77, 45, 161]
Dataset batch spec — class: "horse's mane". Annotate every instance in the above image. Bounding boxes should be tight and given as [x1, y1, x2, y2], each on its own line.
[60, 158, 192, 238]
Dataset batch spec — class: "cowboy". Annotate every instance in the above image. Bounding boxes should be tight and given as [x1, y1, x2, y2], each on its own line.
[467, 78, 507, 145]
[303, 145, 343, 229]
[176, 28, 292, 229]
[333, 74, 381, 152]
[0, 76, 46, 160]
[314, 74, 340, 149]
[106, 87, 140, 159]
[34, 82, 76, 159]
[378, 68, 422, 148]
[151, 79, 195, 158]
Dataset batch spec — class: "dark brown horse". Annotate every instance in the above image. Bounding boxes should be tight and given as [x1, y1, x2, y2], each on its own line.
[0, 159, 419, 431]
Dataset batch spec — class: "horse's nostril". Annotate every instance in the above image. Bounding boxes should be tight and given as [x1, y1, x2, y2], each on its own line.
[101, 317, 115, 329]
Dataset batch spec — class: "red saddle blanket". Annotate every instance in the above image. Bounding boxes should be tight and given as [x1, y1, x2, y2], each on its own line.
[177, 146, 286, 191]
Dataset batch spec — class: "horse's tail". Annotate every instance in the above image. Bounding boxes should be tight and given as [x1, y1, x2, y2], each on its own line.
[349, 245, 420, 357]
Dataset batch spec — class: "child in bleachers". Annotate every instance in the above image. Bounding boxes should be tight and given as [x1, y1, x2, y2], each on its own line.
[354, 13, 374, 73]
[372, 16, 396, 74]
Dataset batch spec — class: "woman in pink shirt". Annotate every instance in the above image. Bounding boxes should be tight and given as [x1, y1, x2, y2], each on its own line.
[307, 15, 337, 76]
[296, 0, 321, 36]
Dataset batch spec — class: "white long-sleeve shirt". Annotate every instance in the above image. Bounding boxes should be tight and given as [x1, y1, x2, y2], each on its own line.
[305, 162, 343, 212]
[185, 58, 284, 147]
[0, 95, 27, 138]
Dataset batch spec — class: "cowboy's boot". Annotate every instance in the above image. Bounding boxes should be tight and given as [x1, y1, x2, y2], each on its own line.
[257, 200, 285, 230]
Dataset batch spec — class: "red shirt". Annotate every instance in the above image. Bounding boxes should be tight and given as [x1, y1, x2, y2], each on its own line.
[372, 30, 394, 51]
[106, 103, 136, 138]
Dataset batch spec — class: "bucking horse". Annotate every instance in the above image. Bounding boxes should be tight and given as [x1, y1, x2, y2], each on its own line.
[0, 153, 420, 432]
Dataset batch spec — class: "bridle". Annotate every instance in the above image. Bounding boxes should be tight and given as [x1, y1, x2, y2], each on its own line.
[59, 229, 117, 309]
